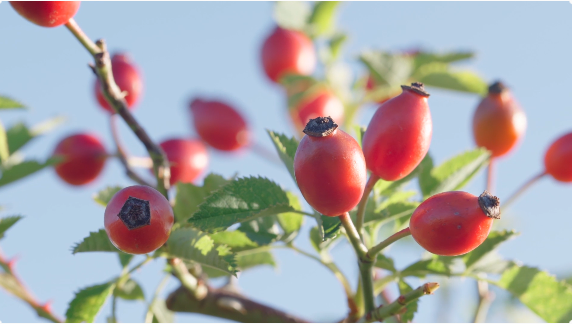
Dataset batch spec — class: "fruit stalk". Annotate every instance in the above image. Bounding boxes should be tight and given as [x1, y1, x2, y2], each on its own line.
[109, 115, 154, 187]
[361, 282, 440, 323]
[367, 227, 412, 259]
[502, 171, 547, 209]
[64, 20, 171, 197]
[355, 174, 380, 240]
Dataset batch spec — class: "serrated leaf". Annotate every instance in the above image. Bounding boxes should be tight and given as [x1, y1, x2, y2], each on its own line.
[6, 117, 65, 155]
[238, 216, 280, 246]
[161, 226, 237, 276]
[174, 173, 230, 223]
[307, 1, 339, 37]
[65, 282, 115, 323]
[463, 230, 519, 272]
[398, 280, 418, 322]
[273, 1, 311, 31]
[150, 299, 174, 323]
[118, 253, 134, 268]
[469, 252, 516, 275]
[237, 251, 276, 270]
[0, 157, 60, 187]
[276, 192, 303, 236]
[328, 32, 347, 60]
[114, 278, 145, 301]
[401, 256, 457, 277]
[365, 200, 419, 227]
[93, 186, 122, 207]
[0, 216, 22, 239]
[359, 51, 414, 88]
[375, 254, 396, 272]
[415, 63, 487, 95]
[0, 96, 25, 110]
[0, 120, 9, 162]
[309, 226, 341, 252]
[188, 176, 294, 232]
[418, 148, 490, 198]
[321, 214, 342, 240]
[72, 229, 120, 254]
[413, 51, 475, 72]
[267, 131, 299, 183]
[210, 230, 258, 252]
[491, 265, 572, 322]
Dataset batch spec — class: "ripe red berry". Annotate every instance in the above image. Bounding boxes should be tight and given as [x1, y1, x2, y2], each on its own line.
[52, 133, 107, 186]
[189, 98, 250, 151]
[362, 82, 432, 181]
[10, 1, 80, 28]
[294, 117, 366, 216]
[261, 26, 316, 83]
[290, 90, 345, 133]
[159, 138, 209, 186]
[104, 185, 174, 254]
[410, 191, 500, 256]
[472, 81, 527, 158]
[544, 132, 572, 182]
[94, 53, 143, 113]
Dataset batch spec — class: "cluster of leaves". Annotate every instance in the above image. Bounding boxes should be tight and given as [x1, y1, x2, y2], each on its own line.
[0, 96, 64, 188]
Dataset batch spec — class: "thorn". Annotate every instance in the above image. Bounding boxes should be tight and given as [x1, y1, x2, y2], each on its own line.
[40, 301, 53, 313]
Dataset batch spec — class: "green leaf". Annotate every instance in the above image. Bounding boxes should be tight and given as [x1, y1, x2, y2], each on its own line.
[0, 96, 26, 110]
[469, 252, 516, 275]
[463, 230, 519, 272]
[188, 176, 294, 232]
[210, 230, 258, 252]
[320, 214, 342, 240]
[0, 120, 9, 163]
[273, 1, 311, 31]
[0, 157, 61, 188]
[238, 216, 280, 246]
[418, 148, 490, 198]
[118, 253, 134, 268]
[71, 229, 120, 254]
[401, 255, 457, 277]
[150, 299, 174, 323]
[309, 226, 341, 252]
[174, 173, 230, 223]
[93, 186, 122, 207]
[276, 192, 304, 236]
[415, 63, 488, 95]
[373, 153, 431, 198]
[366, 197, 419, 227]
[375, 254, 396, 272]
[267, 131, 299, 184]
[237, 251, 276, 270]
[0, 216, 22, 239]
[6, 117, 65, 155]
[413, 51, 475, 71]
[160, 226, 237, 276]
[491, 265, 572, 322]
[328, 32, 348, 60]
[114, 278, 145, 301]
[307, 1, 340, 37]
[398, 280, 418, 322]
[65, 282, 116, 323]
[359, 51, 414, 87]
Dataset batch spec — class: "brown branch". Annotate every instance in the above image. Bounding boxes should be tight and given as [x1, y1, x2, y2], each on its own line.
[166, 285, 310, 323]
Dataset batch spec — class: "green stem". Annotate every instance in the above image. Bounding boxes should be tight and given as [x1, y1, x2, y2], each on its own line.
[486, 158, 495, 193]
[356, 174, 380, 240]
[339, 212, 369, 261]
[64, 18, 100, 55]
[169, 258, 207, 300]
[144, 274, 171, 323]
[110, 294, 118, 322]
[359, 262, 375, 315]
[126, 256, 153, 276]
[502, 171, 547, 209]
[291, 210, 316, 217]
[367, 227, 412, 260]
[362, 283, 439, 323]
[473, 280, 495, 323]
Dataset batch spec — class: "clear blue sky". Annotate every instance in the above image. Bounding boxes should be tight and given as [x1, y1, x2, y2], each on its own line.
[1, 1, 571, 322]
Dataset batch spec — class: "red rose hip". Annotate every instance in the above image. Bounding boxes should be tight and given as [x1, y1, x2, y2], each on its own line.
[362, 82, 432, 181]
[94, 53, 143, 113]
[159, 138, 209, 186]
[104, 185, 174, 254]
[52, 133, 107, 186]
[10, 1, 80, 28]
[294, 117, 367, 216]
[410, 191, 500, 256]
[544, 132, 572, 182]
[472, 81, 526, 158]
[261, 26, 316, 83]
[189, 98, 250, 151]
[290, 90, 344, 133]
